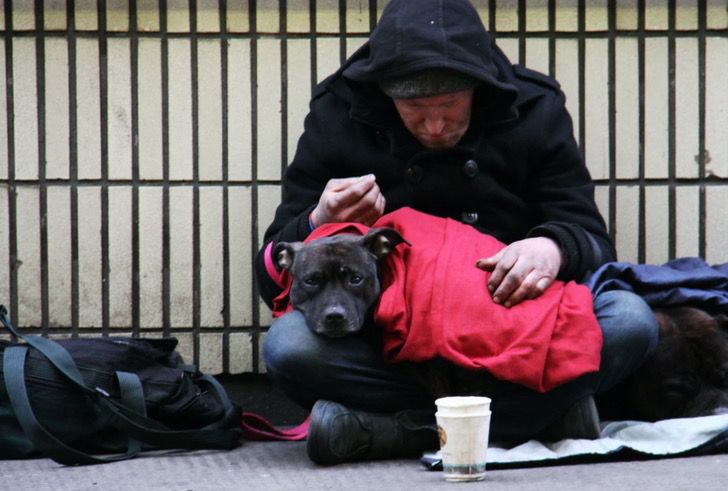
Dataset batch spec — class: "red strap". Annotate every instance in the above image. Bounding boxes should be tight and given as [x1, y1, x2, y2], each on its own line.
[241, 412, 310, 441]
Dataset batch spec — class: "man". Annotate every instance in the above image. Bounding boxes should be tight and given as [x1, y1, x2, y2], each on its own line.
[255, 0, 658, 465]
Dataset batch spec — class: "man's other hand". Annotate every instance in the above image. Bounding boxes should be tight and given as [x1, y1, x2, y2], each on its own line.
[310, 174, 386, 227]
[476, 237, 563, 308]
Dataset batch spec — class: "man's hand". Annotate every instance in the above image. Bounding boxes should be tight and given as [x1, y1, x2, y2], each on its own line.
[310, 174, 386, 227]
[476, 237, 563, 308]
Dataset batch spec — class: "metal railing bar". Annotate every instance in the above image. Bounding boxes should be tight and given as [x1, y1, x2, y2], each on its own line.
[189, 0, 201, 366]
[161, 0, 172, 339]
[667, 0, 677, 260]
[98, 0, 111, 336]
[249, 0, 261, 374]
[67, 0, 80, 336]
[697, 0, 707, 259]
[637, 0, 647, 264]
[607, 0, 617, 247]
[130, 0, 141, 337]
[4, 0, 19, 327]
[34, 0, 50, 335]
[220, 0, 232, 374]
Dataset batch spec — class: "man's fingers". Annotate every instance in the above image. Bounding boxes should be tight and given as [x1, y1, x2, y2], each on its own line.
[476, 249, 503, 272]
[328, 174, 375, 192]
[536, 277, 552, 291]
[344, 180, 383, 221]
[315, 175, 384, 225]
[329, 177, 376, 212]
[365, 193, 386, 224]
[499, 271, 552, 307]
[486, 250, 518, 295]
[322, 175, 372, 210]
[374, 192, 386, 215]
[491, 268, 521, 305]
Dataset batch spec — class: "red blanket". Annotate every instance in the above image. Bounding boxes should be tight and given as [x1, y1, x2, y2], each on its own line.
[269, 208, 602, 392]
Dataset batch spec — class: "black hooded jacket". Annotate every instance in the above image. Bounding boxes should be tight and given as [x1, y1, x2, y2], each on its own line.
[255, 0, 615, 307]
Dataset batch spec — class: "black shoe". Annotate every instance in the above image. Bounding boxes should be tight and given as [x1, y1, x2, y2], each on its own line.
[306, 400, 438, 465]
[538, 395, 601, 442]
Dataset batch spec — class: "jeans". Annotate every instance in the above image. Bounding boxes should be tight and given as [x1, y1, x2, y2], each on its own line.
[263, 290, 659, 441]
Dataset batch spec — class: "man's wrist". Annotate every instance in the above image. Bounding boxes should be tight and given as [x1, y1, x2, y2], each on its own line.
[527, 226, 568, 277]
[546, 237, 566, 273]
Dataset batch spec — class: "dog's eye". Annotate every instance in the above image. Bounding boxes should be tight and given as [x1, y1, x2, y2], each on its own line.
[349, 274, 364, 286]
[303, 276, 320, 287]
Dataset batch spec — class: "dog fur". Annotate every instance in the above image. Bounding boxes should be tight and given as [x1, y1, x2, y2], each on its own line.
[614, 306, 728, 421]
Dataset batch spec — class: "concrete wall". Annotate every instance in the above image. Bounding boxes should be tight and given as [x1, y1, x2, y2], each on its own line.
[1, 0, 727, 374]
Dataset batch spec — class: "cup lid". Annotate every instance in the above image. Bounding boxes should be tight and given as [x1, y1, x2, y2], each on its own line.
[435, 396, 491, 415]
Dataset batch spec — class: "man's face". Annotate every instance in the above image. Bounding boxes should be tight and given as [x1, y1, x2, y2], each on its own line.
[392, 89, 474, 149]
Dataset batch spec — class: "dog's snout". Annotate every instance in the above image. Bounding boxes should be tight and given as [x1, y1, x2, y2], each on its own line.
[315, 305, 357, 338]
[324, 307, 346, 324]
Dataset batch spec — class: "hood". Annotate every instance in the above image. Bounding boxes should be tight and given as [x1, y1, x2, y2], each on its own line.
[342, 0, 517, 106]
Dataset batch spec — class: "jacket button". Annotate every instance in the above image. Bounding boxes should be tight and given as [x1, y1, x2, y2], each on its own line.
[463, 159, 479, 178]
[461, 211, 479, 224]
[405, 165, 423, 183]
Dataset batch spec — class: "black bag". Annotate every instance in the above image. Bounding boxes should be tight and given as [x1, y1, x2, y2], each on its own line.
[0, 305, 242, 465]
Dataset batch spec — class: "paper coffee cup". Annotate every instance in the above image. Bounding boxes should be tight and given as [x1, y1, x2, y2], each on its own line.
[435, 396, 492, 482]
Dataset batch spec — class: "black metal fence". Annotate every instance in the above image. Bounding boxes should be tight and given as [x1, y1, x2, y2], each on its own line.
[1, 0, 727, 374]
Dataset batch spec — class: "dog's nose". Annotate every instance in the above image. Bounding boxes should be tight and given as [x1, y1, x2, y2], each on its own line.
[324, 309, 345, 324]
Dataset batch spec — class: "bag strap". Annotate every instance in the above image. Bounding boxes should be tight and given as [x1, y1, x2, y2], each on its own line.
[51, 341, 239, 446]
[2, 305, 100, 396]
[1, 305, 19, 337]
[1, 305, 241, 464]
[197, 373, 241, 429]
[3, 345, 144, 465]
[3, 306, 300, 443]
[94, 394, 241, 449]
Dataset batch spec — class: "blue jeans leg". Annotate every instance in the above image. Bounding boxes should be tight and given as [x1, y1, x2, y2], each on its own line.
[263, 290, 659, 441]
[591, 289, 660, 394]
[263, 310, 434, 413]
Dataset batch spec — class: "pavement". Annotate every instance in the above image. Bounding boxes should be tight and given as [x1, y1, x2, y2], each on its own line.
[1, 374, 727, 491]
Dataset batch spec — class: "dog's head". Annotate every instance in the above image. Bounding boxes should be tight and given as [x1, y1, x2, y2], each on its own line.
[273, 228, 407, 338]
[625, 306, 728, 421]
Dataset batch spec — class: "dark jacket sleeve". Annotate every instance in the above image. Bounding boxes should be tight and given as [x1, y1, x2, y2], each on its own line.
[524, 90, 616, 281]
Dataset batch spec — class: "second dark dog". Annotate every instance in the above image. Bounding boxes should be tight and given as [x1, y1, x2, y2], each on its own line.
[609, 306, 728, 421]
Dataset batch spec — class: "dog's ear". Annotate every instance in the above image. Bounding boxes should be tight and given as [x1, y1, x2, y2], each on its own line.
[273, 241, 303, 271]
[362, 228, 410, 259]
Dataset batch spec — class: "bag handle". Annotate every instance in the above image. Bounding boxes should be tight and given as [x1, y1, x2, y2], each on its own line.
[2, 305, 97, 396]
[94, 394, 241, 449]
[1, 305, 241, 464]
[197, 373, 240, 429]
[2, 305, 238, 429]
[1, 305, 19, 338]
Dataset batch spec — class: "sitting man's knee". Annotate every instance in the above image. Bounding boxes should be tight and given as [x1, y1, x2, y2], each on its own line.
[263, 311, 322, 374]
[596, 290, 659, 357]
[591, 290, 659, 392]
